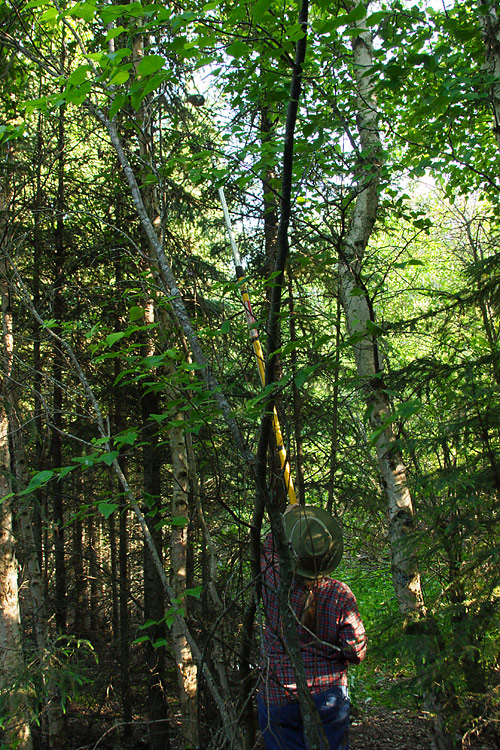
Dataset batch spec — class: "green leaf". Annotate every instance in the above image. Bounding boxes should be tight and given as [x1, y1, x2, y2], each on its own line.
[171, 516, 189, 526]
[109, 68, 130, 86]
[132, 635, 150, 644]
[105, 25, 127, 41]
[220, 319, 231, 334]
[149, 413, 173, 423]
[152, 638, 168, 648]
[68, 65, 91, 86]
[226, 40, 249, 58]
[97, 451, 119, 466]
[98, 502, 118, 518]
[251, 0, 273, 21]
[139, 618, 159, 630]
[137, 55, 165, 76]
[72, 455, 98, 467]
[346, 3, 367, 22]
[109, 93, 127, 120]
[67, 1, 96, 22]
[294, 364, 320, 389]
[366, 320, 385, 336]
[105, 331, 126, 346]
[366, 10, 390, 27]
[57, 465, 77, 479]
[185, 585, 203, 599]
[130, 73, 165, 110]
[114, 430, 138, 446]
[19, 470, 55, 496]
[142, 355, 166, 367]
[129, 305, 144, 322]
[40, 6, 58, 22]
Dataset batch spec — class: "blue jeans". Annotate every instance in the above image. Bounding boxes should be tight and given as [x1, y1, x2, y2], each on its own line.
[258, 686, 350, 749]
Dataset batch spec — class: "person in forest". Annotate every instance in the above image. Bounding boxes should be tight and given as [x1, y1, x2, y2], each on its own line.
[258, 504, 366, 750]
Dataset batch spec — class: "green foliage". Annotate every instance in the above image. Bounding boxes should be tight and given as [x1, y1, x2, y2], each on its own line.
[2, 0, 500, 744]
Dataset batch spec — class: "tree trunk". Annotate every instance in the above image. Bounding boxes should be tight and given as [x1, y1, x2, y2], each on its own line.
[141, 301, 171, 750]
[287, 272, 306, 505]
[0, 411, 32, 750]
[170, 418, 198, 749]
[0, 146, 33, 750]
[479, 1, 500, 154]
[52, 102, 66, 635]
[338, 7, 453, 749]
[338, 4, 425, 616]
[327, 296, 341, 514]
[118, 465, 133, 735]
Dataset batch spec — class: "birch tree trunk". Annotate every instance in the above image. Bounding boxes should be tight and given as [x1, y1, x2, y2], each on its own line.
[479, 1, 500, 154]
[0, 412, 32, 750]
[338, 6, 426, 616]
[0, 150, 32, 750]
[338, 9, 455, 749]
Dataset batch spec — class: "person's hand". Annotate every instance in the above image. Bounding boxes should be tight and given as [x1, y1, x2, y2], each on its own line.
[284, 503, 297, 515]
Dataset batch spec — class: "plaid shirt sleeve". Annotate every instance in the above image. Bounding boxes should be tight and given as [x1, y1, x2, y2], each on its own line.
[331, 583, 367, 665]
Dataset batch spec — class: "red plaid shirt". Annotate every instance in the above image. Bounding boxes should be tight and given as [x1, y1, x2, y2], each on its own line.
[260, 532, 367, 706]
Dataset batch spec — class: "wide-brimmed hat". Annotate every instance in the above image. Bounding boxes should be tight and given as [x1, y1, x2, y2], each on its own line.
[283, 505, 343, 579]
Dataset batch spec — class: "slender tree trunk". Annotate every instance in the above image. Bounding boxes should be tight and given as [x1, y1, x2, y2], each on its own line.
[0, 145, 33, 750]
[87, 513, 99, 633]
[52, 102, 66, 635]
[0, 412, 32, 750]
[0, 262, 32, 749]
[479, 1, 500, 154]
[327, 295, 341, 514]
[73, 518, 85, 630]
[338, 4, 425, 616]
[287, 272, 306, 505]
[33, 107, 44, 574]
[141, 301, 170, 750]
[109, 510, 119, 640]
[170, 418, 198, 749]
[118, 465, 132, 735]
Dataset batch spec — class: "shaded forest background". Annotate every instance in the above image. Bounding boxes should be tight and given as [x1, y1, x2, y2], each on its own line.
[0, 0, 499, 748]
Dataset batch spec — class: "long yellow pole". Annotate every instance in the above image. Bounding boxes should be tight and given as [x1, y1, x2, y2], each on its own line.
[219, 188, 297, 505]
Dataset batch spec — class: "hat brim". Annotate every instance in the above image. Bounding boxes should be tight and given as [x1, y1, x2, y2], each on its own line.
[283, 505, 343, 578]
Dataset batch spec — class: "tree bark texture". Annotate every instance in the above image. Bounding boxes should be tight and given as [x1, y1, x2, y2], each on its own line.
[0, 412, 32, 750]
[0, 150, 33, 750]
[338, 6, 426, 615]
[479, 1, 500, 154]
[141, 299, 171, 750]
[170, 419, 198, 750]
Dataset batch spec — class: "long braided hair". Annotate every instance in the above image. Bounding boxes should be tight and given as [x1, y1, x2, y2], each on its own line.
[298, 576, 319, 635]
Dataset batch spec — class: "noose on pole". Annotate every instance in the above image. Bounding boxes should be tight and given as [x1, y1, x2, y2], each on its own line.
[219, 187, 297, 506]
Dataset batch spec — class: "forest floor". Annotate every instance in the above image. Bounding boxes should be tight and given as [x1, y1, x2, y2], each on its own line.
[350, 706, 430, 749]
[68, 702, 500, 749]
[349, 706, 499, 750]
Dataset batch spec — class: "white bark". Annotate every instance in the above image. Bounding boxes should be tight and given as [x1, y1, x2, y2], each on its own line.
[0, 158, 32, 750]
[480, 1, 500, 153]
[0, 411, 32, 750]
[338, 6, 426, 615]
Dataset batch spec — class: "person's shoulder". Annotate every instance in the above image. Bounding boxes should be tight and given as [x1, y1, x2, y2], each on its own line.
[322, 577, 356, 599]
